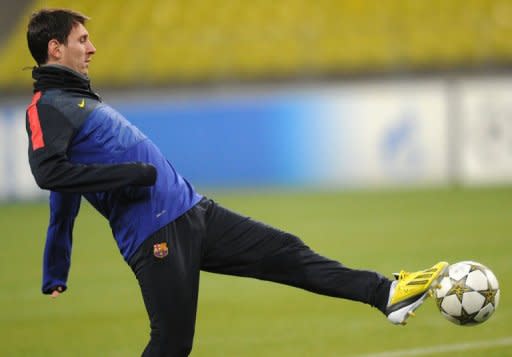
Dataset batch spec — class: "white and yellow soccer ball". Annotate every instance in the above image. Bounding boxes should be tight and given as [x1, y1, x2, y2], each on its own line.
[435, 261, 500, 326]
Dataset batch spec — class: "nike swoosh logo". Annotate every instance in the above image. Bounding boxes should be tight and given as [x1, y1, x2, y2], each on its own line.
[78, 99, 85, 108]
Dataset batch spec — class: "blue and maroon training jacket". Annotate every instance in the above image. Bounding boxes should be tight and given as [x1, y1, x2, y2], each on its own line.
[25, 65, 202, 294]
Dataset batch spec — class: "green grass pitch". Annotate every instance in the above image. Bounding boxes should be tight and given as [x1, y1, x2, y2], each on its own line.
[1, 186, 510, 356]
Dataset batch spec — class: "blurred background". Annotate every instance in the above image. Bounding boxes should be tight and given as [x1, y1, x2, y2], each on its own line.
[1, 0, 512, 196]
[0, 1, 511, 356]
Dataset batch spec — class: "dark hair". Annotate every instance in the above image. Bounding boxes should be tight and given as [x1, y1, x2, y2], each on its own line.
[27, 9, 89, 65]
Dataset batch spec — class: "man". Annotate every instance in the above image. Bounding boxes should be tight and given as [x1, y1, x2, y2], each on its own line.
[25, 8, 447, 357]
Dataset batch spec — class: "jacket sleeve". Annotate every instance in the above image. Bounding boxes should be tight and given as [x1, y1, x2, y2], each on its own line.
[27, 103, 156, 193]
[42, 191, 81, 294]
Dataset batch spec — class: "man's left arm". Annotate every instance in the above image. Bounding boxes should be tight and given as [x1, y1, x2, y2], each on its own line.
[42, 191, 81, 296]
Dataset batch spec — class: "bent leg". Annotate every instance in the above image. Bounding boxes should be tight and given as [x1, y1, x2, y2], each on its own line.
[201, 201, 391, 312]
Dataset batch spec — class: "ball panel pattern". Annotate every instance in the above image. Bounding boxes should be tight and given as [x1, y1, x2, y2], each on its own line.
[448, 263, 471, 281]
[461, 291, 485, 314]
[436, 276, 452, 298]
[485, 269, 499, 290]
[465, 270, 488, 291]
[435, 261, 499, 326]
[441, 294, 462, 316]
[474, 304, 495, 323]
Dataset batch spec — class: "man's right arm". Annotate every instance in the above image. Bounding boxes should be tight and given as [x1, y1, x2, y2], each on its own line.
[27, 100, 156, 193]
[42, 191, 81, 295]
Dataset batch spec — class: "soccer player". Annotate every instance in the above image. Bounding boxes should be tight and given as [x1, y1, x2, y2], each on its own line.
[25, 8, 447, 357]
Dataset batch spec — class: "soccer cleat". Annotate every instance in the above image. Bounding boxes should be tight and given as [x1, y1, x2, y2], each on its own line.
[386, 261, 449, 325]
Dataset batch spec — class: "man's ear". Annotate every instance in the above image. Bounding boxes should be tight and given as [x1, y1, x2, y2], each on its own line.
[47, 39, 62, 61]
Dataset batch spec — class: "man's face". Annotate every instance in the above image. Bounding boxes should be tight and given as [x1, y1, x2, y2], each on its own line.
[57, 22, 96, 75]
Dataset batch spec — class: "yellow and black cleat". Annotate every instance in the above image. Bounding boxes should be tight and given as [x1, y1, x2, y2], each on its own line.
[386, 261, 449, 325]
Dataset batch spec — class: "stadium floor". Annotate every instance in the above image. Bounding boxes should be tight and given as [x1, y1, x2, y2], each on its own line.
[1, 186, 510, 356]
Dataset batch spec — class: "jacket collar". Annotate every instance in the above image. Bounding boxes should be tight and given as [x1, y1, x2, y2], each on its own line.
[32, 65, 100, 100]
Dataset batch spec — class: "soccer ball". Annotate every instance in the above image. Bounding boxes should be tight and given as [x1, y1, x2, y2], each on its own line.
[434, 261, 500, 326]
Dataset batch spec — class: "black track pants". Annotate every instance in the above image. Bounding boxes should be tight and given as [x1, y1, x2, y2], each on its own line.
[128, 198, 391, 357]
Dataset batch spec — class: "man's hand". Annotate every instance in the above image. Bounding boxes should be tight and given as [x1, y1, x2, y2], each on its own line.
[50, 286, 64, 298]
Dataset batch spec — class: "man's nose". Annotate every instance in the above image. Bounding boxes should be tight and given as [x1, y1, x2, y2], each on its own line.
[88, 41, 96, 54]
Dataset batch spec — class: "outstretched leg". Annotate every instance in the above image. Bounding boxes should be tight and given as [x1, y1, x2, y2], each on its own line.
[201, 200, 392, 313]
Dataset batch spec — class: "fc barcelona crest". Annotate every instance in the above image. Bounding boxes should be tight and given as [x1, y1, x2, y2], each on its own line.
[153, 242, 169, 258]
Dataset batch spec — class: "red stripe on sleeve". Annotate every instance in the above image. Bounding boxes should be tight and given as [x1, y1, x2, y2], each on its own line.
[27, 91, 45, 150]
